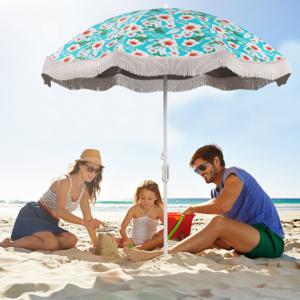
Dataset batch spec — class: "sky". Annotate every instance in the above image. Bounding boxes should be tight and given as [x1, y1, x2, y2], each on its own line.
[0, 0, 299, 202]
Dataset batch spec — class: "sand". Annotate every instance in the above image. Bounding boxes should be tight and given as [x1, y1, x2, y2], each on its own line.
[0, 212, 300, 299]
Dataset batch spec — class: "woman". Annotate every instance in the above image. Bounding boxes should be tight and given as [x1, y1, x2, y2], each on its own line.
[0, 148, 104, 251]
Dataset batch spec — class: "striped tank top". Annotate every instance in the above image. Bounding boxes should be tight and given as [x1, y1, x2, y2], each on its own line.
[38, 175, 85, 219]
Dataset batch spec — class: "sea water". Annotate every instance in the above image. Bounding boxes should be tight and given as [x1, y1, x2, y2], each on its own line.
[1, 198, 300, 218]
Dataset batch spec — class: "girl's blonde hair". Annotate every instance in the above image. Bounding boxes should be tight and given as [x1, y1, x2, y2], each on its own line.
[134, 180, 163, 208]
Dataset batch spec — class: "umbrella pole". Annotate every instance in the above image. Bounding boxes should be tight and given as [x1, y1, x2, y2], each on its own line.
[162, 75, 169, 256]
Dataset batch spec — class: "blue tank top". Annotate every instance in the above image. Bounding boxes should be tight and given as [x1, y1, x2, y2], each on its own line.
[211, 167, 284, 238]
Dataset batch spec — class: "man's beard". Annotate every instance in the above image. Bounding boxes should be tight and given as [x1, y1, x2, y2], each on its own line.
[203, 164, 217, 183]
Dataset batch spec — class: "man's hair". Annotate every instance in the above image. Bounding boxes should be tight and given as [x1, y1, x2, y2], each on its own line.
[190, 144, 225, 167]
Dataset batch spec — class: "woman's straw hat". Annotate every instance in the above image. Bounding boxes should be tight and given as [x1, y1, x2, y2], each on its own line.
[76, 149, 102, 167]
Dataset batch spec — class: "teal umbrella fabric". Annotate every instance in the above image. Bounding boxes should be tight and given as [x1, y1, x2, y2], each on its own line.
[42, 8, 291, 92]
[42, 8, 291, 255]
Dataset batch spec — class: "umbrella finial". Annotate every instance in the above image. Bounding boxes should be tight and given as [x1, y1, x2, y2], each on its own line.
[162, 3, 168, 8]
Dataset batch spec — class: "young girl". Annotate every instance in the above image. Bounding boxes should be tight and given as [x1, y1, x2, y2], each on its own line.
[0, 149, 105, 251]
[119, 180, 164, 250]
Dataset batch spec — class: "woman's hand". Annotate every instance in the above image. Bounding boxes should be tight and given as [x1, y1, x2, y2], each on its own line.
[84, 218, 105, 229]
[123, 238, 134, 248]
[182, 206, 195, 215]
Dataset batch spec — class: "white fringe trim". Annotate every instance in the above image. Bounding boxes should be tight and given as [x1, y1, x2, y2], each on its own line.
[42, 50, 291, 92]
[47, 73, 276, 93]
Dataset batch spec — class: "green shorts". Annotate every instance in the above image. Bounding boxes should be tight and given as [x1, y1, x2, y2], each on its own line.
[243, 224, 284, 259]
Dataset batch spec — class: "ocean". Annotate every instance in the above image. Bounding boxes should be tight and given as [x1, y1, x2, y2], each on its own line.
[1, 198, 299, 216]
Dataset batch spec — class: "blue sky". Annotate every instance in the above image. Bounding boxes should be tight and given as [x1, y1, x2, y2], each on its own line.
[0, 0, 299, 201]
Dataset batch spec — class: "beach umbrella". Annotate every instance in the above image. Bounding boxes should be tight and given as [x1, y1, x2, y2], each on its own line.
[42, 8, 291, 255]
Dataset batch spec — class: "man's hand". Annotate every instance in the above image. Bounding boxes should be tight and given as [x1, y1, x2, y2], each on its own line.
[182, 206, 195, 215]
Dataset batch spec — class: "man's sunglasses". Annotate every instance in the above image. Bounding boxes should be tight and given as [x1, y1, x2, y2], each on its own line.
[85, 164, 100, 174]
[194, 162, 210, 174]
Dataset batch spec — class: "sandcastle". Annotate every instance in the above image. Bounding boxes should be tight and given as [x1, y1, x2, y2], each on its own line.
[95, 232, 119, 257]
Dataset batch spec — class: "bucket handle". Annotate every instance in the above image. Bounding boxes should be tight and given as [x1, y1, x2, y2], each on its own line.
[168, 214, 186, 240]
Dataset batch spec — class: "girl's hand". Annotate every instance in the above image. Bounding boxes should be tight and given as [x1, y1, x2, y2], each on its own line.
[182, 206, 195, 215]
[152, 229, 163, 238]
[123, 238, 134, 248]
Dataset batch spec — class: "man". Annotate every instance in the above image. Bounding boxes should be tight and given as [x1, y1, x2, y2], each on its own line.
[125, 144, 284, 262]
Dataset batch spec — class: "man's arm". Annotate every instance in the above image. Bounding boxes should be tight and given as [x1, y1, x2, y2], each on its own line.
[184, 174, 243, 215]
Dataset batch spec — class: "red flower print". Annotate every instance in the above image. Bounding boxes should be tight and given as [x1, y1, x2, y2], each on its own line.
[158, 15, 170, 20]
[67, 44, 80, 52]
[93, 42, 102, 49]
[161, 39, 175, 47]
[119, 17, 128, 22]
[184, 24, 197, 31]
[242, 54, 251, 61]
[182, 39, 197, 47]
[164, 41, 173, 46]
[122, 25, 130, 31]
[127, 39, 140, 46]
[229, 42, 238, 49]
[82, 30, 92, 35]
[250, 44, 258, 51]
[62, 56, 73, 62]
[198, 16, 208, 21]
[100, 52, 108, 58]
[133, 51, 144, 56]
[221, 19, 229, 23]
[188, 51, 201, 57]
[213, 26, 223, 33]
[180, 15, 193, 20]
[264, 44, 273, 51]
[108, 42, 115, 47]
[275, 55, 282, 61]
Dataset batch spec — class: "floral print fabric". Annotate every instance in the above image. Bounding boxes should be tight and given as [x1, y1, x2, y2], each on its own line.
[51, 8, 284, 63]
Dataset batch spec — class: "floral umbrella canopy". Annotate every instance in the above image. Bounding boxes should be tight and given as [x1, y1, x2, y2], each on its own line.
[42, 8, 291, 254]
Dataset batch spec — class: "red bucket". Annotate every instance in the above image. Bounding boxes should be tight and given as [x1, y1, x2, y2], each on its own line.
[167, 212, 195, 240]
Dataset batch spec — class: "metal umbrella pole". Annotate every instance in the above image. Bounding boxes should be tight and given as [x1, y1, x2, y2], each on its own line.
[162, 75, 169, 256]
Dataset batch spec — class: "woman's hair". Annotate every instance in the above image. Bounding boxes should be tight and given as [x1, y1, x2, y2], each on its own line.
[134, 180, 163, 208]
[190, 144, 225, 167]
[69, 161, 104, 204]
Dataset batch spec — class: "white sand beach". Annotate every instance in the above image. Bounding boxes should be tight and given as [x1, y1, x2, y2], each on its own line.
[1, 211, 300, 300]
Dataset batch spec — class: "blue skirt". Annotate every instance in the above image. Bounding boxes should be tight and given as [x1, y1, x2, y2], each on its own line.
[11, 202, 67, 240]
